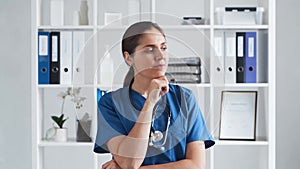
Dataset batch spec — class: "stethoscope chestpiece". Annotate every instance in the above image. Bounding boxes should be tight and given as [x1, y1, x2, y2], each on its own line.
[152, 130, 163, 142]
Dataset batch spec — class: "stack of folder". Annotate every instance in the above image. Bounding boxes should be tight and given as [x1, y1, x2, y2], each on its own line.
[38, 31, 86, 85]
[214, 31, 257, 83]
[166, 57, 201, 83]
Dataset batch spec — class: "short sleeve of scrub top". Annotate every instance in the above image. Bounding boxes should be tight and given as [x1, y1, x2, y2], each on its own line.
[183, 88, 215, 148]
[93, 91, 127, 153]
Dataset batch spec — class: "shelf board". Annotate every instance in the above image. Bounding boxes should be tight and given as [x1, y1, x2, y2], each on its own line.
[38, 84, 96, 88]
[38, 25, 95, 30]
[161, 25, 211, 30]
[97, 25, 212, 31]
[38, 139, 268, 147]
[97, 25, 127, 30]
[37, 25, 268, 31]
[38, 83, 267, 89]
[96, 84, 123, 90]
[95, 83, 212, 91]
[213, 25, 269, 30]
[39, 139, 94, 147]
[178, 83, 211, 88]
[213, 83, 269, 88]
[38, 83, 212, 89]
[214, 140, 269, 146]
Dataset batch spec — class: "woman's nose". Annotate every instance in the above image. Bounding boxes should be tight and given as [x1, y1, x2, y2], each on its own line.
[154, 49, 165, 61]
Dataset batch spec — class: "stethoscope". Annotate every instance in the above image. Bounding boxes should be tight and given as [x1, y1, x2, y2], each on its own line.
[129, 80, 171, 151]
[148, 96, 171, 151]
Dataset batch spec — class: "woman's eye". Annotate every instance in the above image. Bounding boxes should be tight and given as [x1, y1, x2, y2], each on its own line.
[144, 48, 154, 53]
[161, 46, 167, 51]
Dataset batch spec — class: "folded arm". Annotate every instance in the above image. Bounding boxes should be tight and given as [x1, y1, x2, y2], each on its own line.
[105, 99, 155, 169]
[139, 141, 206, 169]
[102, 141, 205, 169]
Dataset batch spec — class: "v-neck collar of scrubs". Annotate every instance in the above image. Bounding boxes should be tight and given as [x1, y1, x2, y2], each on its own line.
[128, 85, 179, 127]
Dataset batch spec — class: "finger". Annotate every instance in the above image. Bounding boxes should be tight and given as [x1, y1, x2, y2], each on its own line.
[102, 163, 108, 169]
[147, 77, 169, 103]
[148, 88, 162, 104]
[159, 76, 169, 96]
[102, 160, 112, 169]
[160, 86, 169, 96]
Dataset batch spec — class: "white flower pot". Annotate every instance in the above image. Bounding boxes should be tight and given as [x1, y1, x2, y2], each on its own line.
[55, 128, 67, 142]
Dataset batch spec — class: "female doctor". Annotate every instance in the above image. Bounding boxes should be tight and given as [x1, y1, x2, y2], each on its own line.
[94, 21, 214, 169]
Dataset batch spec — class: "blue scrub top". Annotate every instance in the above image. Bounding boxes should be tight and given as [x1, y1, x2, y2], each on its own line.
[94, 84, 215, 166]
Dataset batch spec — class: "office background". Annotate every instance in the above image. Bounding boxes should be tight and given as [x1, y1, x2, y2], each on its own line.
[0, 0, 299, 168]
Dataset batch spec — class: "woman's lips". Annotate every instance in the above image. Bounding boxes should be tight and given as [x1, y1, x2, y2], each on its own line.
[153, 64, 166, 70]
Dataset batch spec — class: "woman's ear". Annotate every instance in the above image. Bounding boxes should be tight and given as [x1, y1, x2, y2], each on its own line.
[124, 51, 133, 66]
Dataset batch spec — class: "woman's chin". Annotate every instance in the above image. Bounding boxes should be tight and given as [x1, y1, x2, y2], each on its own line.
[138, 69, 166, 79]
[151, 71, 167, 79]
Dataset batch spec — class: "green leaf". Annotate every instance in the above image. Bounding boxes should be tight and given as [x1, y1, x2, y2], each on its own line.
[51, 114, 68, 128]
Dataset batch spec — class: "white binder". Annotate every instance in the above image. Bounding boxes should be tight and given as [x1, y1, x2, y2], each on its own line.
[60, 31, 73, 85]
[72, 31, 85, 84]
[213, 31, 225, 84]
[224, 31, 236, 83]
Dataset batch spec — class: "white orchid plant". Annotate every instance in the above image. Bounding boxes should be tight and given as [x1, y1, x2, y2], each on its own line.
[46, 87, 87, 140]
[57, 87, 87, 114]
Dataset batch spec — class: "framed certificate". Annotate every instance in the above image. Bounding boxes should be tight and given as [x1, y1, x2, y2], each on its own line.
[219, 91, 257, 140]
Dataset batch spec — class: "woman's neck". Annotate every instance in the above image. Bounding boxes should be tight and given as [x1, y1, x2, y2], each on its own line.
[131, 74, 151, 98]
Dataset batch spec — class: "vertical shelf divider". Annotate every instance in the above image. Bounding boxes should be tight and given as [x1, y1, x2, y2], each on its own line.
[93, 0, 98, 168]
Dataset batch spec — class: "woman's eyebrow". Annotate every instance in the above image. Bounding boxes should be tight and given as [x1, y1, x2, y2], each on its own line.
[141, 42, 167, 48]
[142, 44, 157, 48]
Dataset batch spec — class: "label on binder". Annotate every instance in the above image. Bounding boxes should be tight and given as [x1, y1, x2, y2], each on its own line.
[39, 36, 48, 56]
[237, 36, 244, 57]
[51, 36, 58, 62]
[248, 37, 254, 57]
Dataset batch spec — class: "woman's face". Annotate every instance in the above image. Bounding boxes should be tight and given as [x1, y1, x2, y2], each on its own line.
[131, 28, 168, 79]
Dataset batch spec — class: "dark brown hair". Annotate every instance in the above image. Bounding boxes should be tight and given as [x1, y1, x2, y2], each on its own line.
[122, 21, 165, 86]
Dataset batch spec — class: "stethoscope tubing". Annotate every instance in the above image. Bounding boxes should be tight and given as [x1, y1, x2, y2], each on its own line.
[128, 80, 171, 150]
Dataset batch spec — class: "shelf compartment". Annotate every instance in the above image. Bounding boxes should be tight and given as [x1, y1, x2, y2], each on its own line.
[39, 0, 94, 26]
[154, 0, 211, 25]
[213, 0, 270, 26]
[42, 145, 95, 169]
[210, 87, 269, 143]
[213, 145, 268, 169]
[97, 0, 150, 26]
[39, 87, 96, 145]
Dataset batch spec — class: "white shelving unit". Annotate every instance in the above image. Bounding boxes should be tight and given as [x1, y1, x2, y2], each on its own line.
[31, 0, 275, 169]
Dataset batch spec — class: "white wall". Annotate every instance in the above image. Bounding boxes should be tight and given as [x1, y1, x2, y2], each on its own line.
[0, 0, 31, 169]
[276, 0, 300, 168]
